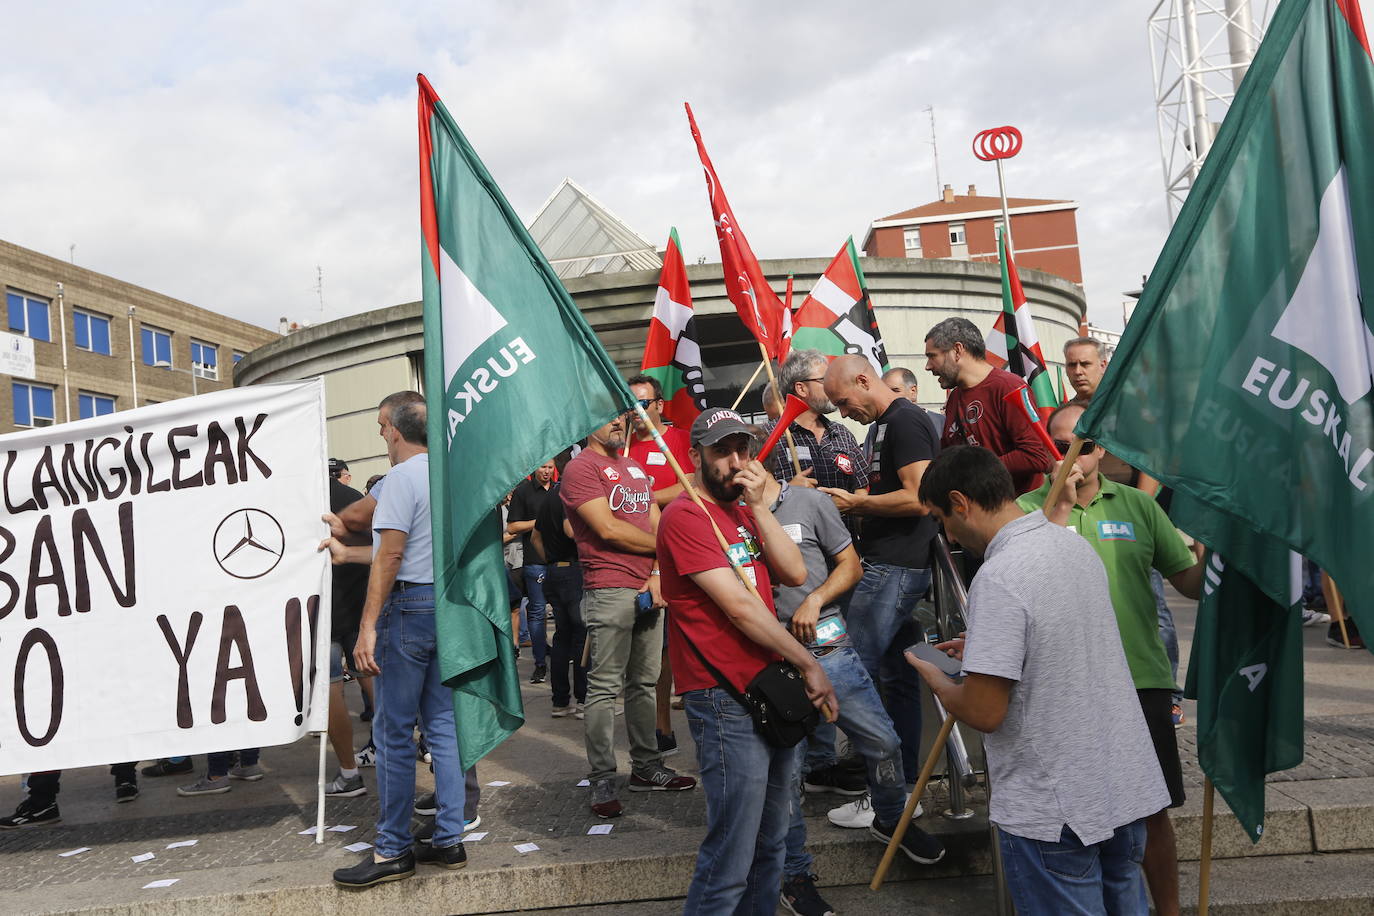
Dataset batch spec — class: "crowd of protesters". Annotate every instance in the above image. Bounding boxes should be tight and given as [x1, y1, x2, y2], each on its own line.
[2, 316, 1360, 916]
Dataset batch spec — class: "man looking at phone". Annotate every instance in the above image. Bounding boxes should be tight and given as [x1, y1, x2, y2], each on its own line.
[562, 414, 696, 820]
[909, 445, 1169, 915]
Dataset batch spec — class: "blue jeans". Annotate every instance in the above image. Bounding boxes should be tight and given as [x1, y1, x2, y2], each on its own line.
[523, 565, 549, 666]
[846, 561, 931, 784]
[546, 564, 587, 708]
[207, 748, 259, 779]
[684, 688, 797, 916]
[373, 584, 466, 858]
[784, 646, 906, 878]
[1000, 820, 1149, 915]
[1150, 570, 1182, 706]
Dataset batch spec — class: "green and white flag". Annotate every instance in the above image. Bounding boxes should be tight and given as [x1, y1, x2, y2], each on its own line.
[1079, 0, 1374, 838]
[418, 75, 635, 765]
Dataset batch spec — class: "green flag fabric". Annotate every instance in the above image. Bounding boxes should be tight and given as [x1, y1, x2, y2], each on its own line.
[417, 74, 635, 766]
[1077, 0, 1374, 837]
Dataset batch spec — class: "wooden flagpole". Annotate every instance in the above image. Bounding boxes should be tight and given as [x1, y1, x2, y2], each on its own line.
[870, 715, 955, 891]
[1198, 778, 1215, 915]
[1042, 436, 1087, 515]
[630, 401, 835, 723]
[757, 341, 804, 479]
[730, 360, 767, 411]
[1325, 574, 1352, 648]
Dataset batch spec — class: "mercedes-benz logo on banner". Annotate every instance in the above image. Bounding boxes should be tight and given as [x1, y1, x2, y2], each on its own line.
[213, 509, 285, 579]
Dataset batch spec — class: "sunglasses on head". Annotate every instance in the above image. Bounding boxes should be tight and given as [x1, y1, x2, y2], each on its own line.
[1053, 439, 1096, 454]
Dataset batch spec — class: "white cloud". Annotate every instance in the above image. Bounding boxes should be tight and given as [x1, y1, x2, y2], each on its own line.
[0, 1, 1185, 333]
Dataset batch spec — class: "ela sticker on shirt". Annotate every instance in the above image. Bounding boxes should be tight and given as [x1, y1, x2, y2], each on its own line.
[814, 616, 847, 647]
[1097, 520, 1137, 541]
[646, 451, 667, 465]
[782, 523, 804, 544]
[627, 466, 647, 479]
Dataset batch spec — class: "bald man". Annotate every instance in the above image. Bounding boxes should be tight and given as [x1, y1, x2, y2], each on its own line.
[820, 355, 941, 790]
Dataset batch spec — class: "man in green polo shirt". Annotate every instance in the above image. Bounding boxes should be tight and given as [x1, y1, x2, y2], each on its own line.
[1018, 403, 1204, 916]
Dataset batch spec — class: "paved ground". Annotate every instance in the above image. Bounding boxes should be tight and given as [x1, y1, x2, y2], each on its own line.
[0, 590, 1369, 913]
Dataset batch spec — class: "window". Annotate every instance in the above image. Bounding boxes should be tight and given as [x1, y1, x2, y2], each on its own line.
[903, 228, 922, 256]
[142, 325, 172, 367]
[78, 392, 116, 419]
[232, 351, 245, 364]
[191, 339, 218, 380]
[73, 309, 113, 355]
[949, 223, 967, 245]
[12, 382, 56, 427]
[7, 291, 50, 342]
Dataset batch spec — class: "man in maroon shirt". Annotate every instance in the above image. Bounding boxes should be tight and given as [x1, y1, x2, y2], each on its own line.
[658, 407, 835, 915]
[562, 414, 696, 819]
[924, 317, 1053, 494]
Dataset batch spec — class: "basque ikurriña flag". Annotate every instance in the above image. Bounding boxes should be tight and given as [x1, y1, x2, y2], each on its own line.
[640, 228, 707, 428]
[987, 229, 1057, 420]
[417, 75, 636, 765]
[686, 103, 787, 358]
[791, 237, 889, 379]
[1079, 0, 1374, 838]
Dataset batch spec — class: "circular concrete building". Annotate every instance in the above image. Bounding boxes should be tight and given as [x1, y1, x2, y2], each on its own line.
[236, 255, 1085, 484]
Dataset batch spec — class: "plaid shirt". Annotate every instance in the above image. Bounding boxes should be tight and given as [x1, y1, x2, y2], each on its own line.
[765, 416, 870, 492]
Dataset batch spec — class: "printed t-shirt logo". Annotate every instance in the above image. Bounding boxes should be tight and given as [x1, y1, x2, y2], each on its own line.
[608, 482, 652, 514]
[964, 401, 984, 424]
[835, 453, 854, 475]
[602, 466, 620, 481]
[1097, 520, 1136, 541]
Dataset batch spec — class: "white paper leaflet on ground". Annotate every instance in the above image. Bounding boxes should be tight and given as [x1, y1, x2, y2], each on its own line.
[327, 824, 356, 832]
[165, 840, 197, 849]
[514, 843, 539, 854]
[58, 847, 89, 857]
[131, 853, 155, 863]
[576, 779, 590, 787]
[462, 831, 488, 842]
[143, 879, 179, 889]
[486, 780, 511, 787]
[298, 826, 319, 835]
[0, 380, 330, 776]
[587, 824, 613, 835]
[343, 842, 372, 853]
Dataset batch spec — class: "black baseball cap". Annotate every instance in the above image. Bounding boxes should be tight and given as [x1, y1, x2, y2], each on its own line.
[689, 407, 756, 447]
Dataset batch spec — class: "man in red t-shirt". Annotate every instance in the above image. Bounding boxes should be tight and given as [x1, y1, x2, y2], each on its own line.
[626, 374, 698, 759]
[924, 317, 1053, 494]
[561, 413, 696, 820]
[657, 407, 836, 915]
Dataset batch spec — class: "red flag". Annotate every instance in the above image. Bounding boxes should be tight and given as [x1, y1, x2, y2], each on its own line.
[686, 103, 786, 357]
[640, 228, 706, 428]
[777, 274, 795, 363]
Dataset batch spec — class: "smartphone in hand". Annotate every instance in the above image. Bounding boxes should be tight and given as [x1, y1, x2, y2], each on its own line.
[906, 641, 963, 677]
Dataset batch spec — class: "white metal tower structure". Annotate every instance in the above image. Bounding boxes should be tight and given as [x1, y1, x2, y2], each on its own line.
[1148, 0, 1275, 218]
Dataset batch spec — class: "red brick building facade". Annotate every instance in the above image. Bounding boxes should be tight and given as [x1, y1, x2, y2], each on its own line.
[862, 184, 1082, 285]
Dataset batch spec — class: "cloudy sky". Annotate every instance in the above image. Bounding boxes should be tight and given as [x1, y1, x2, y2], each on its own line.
[2, 1, 1188, 333]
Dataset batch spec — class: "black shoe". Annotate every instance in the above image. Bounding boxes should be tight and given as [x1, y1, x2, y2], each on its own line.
[333, 850, 416, 888]
[803, 764, 867, 796]
[869, 818, 946, 865]
[141, 758, 194, 778]
[656, 729, 679, 757]
[0, 799, 60, 829]
[359, 706, 373, 723]
[529, 665, 547, 684]
[414, 820, 434, 844]
[414, 792, 437, 816]
[1328, 620, 1367, 649]
[780, 871, 836, 916]
[115, 780, 139, 803]
[414, 840, 467, 869]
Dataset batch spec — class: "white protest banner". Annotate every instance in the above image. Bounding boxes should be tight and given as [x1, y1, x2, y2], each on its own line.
[0, 379, 330, 775]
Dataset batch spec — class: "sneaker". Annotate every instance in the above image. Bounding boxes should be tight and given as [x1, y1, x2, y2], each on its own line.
[464, 815, 481, 832]
[530, 665, 547, 684]
[414, 793, 437, 816]
[574, 703, 586, 720]
[656, 729, 679, 757]
[115, 780, 139, 803]
[827, 792, 922, 829]
[629, 763, 696, 792]
[414, 840, 467, 869]
[590, 777, 623, 818]
[325, 772, 367, 798]
[551, 704, 575, 718]
[1327, 620, 1367, 649]
[803, 764, 867, 796]
[869, 818, 945, 865]
[355, 744, 377, 768]
[229, 764, 264, 781]
[1302, 608, 1332, 627]
[1172, 704, 1186, 728]
[0, 799, 60, 828]
[140, 758, 193, 778]
[177, 775, 231, 796]
[780, 871, 835, 916]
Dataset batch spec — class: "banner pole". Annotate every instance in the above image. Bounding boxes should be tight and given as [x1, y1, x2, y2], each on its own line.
[1198, 777, 1215, 915]
[731, 360, 767, 411]
[756, 342, 804, 479]
[1042, 436, 1086, 517]
[870, 715, 956, 890]
[630, 400, 835, 723]
[1326, 575, 1352, 648]
[315, 731, 327, 844]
